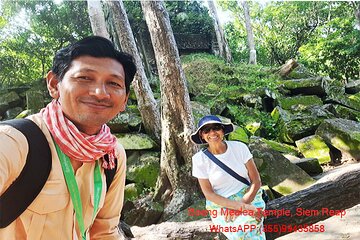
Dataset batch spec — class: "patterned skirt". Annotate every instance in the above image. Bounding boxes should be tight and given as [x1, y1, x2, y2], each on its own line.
[206, 187, 266, 240]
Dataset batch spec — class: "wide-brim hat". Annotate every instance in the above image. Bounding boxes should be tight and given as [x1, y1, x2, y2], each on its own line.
[190, 115, 234, 144]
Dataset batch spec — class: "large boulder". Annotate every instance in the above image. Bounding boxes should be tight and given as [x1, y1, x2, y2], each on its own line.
[345, 79, 360, 94]
[4, 107, 23, 120]
[168, 199, 208, 222]
[127, 151, 160, 190]
[326, 92, 360, 112]
[190, 101, 211, 124]
[323, 77, 345, 98]
[122, 198, 163, 227]
[261, 138, 299, 157]
[26, 90, 44, 114]
[0, 91, 22, 115]
[115, 133, 158, 150]
[249, 137, 315, 196]
[316, 118, 360, 160]
[288, 158, 323, 176]
[108, 106, 142, 133]
[276, 95, 323, 111]
[295, 135, 331, 164]
[281, 77, 326, 96]
[324, 104, 360, 121]
[273, 105, 333, 143]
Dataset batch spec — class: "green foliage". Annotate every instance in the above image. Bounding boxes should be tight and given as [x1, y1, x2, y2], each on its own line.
[182, 53, 280, 139]
[225, 105, 278, 140]
[123, 1, 145, 34]
[125, 0, 213, 36]
[0, 0, 91, 86]
[218, 1, 359, 85]
[165, 1, 213, 35]
[182, 53, 280, 98]
[258, 1, 328, 65]
[299, 3, 360, 81]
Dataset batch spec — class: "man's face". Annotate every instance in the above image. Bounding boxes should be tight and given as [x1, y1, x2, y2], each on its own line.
[47, 56, 129, 135]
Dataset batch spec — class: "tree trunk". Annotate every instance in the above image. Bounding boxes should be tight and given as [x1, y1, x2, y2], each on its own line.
[278, 59, 298, 78]
[104, 0, 161, 142]
[130, 163, 360, 240]
[264, 163, 360, 239]
[87, 0, 110, 39]
[354, 2, 360, 30]
[140, 0, 199, 221]
[207, 0, 232, 63]
[239, 0, 257, 64]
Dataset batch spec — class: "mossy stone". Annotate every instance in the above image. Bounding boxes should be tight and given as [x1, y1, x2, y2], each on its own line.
[115, 133, 158, 150]
[249, 137, 315, 196]
[295, 135, 331, 164]
[228, 126, 249, 143]
[124, 183, 139, 201]
[262, 138, 299, 156]
[316, 118, 360, 160]
[276, 95, 323, 110]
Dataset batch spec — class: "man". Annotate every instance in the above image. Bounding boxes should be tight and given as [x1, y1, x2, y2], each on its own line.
[0, 36, 136, 239]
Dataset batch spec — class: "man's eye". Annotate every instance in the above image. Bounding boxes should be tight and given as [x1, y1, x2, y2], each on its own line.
[78, 76, 91, 80]
[110, 82, 123, 88]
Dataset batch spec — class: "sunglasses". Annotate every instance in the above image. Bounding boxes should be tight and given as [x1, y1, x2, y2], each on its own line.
[201, 124, 224, 134]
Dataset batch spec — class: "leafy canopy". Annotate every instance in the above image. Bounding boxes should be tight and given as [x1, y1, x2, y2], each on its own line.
[0, 0, 91, 86]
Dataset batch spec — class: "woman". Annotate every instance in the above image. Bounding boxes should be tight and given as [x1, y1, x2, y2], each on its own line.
[191, 115, 266, 240]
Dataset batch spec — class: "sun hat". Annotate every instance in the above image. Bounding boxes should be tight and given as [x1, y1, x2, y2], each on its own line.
[190, 115, 234, 144]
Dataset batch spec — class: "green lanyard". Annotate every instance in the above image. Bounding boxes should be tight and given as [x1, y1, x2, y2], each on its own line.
[54, 142, 102, 240]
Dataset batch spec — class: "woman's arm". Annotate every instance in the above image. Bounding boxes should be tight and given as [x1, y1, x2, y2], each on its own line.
[198, 178, 263, 222]
[198, 178, 256, 212]
[241, 158, 262, 204]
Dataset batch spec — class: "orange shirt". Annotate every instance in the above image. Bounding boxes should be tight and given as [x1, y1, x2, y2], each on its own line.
[0, 114, 126, 240]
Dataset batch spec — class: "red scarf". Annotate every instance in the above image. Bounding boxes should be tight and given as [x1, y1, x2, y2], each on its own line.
[40, 100, 117, 169]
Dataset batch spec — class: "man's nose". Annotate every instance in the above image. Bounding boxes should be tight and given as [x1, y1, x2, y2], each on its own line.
[90, 82, 110, 99]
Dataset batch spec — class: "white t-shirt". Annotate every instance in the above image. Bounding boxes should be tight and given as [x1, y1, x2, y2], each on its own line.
[192, 141, 253, 198]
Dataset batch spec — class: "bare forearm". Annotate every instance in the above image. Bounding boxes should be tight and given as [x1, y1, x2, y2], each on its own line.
[204, 191, 247, 210]
[243, 181, 261, 203]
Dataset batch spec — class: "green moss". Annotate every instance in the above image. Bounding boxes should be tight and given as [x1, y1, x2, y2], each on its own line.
[128, 161, 160, 189]
[245, 122, 261, 135]
[281, 77, 322, 89]
[228, 126, 249, 143]
[124, 184, 139, 201]
[271, 107, 280, 123]
[274, 186, 293, 195]
[263, 139, 299, 156]
[182, 53, 281, 106]
[296, 135, 330, 164]
[333, 105, 360, 121]
[115, 133, 158, 150]
[277, 95, 323, 110]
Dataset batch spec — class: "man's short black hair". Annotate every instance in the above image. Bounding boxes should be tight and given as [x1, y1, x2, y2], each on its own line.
[51, 36, 137, 94]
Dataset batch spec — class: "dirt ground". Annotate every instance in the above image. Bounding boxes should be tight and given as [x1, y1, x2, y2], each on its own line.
[277, 203, 360, 240]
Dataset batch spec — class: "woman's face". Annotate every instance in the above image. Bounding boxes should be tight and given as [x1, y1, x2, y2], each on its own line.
[199, 124, 224, 144]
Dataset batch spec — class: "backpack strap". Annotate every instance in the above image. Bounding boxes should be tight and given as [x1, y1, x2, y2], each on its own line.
[0, 119, 52, 228]
[103, 154, 117, 192]
[0, 119, 118, 228]
[202, 148, 251, 186]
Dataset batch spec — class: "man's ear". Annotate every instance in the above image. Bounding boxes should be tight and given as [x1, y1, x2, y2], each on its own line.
[46, 71, 60, 99]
